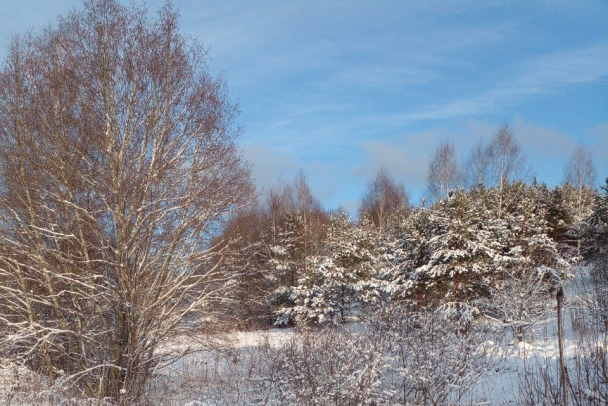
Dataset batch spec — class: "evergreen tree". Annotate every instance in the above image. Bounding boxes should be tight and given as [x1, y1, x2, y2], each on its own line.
[487, 183, 567, 341]
[545, 185, 577, 259]
[411, 188, 499, 307]
[583, 178, 608, 260]
[381, 203, 436, 305]
[268, 213, 306, 326]
[290, 213, 383, 325]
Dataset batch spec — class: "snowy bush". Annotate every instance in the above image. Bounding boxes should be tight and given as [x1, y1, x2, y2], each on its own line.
[262, 327, 387, 405]
[368, 304, 499, 405]
[485, 266, 560, 342]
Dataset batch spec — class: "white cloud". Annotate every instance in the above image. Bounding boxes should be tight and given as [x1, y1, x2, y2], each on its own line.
[590, 123, 608, 145]
[511, 117, 577, 159]
[242, 142, 352, 210]
[355, 128, 457, 203]
[590, 123, 608, 184]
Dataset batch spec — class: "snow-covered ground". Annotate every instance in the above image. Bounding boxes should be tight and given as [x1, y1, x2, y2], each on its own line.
[146, 272, 606, 406]
[0, 276, 604, 405]
[147, 309, 602, 405]
[466, 322, 595, 404]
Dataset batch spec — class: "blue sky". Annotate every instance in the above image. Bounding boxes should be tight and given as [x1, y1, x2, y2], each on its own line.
[1, 0, 607, 213]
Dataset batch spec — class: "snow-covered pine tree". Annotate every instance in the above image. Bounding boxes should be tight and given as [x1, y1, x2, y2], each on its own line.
[545, 184, 579, 260]
[583, 178, 608, 260]
[290, 213, 383, 325]
[582, 178, 608, 328]
[409, 188, 499, 308]
[268, 213, 306, 326]
[487, 183, 567, 341]
[380, 202, 436, 305]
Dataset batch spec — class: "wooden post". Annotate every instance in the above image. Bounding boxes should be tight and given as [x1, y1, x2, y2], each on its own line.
[557, 286, 568, 406]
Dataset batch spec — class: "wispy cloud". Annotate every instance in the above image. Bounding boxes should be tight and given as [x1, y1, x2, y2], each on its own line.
[404, 43, 608, 121]
[517, 44, 608, 87]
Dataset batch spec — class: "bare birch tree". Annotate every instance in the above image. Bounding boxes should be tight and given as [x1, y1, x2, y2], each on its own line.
[0, 0, 251, 403]
[267, 172, 326, 256]
[562, 146, 597, 258]
[426, 140, 461, 202]
[359, 167, 409, 235]
[293, 171, 324, 257]
[463, 138, 490, 189]
[564, 145, 597, 219]
[486, 123, 526, 215]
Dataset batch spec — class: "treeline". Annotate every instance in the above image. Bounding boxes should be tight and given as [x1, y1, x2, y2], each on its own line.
[218, 125, 606, 333]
